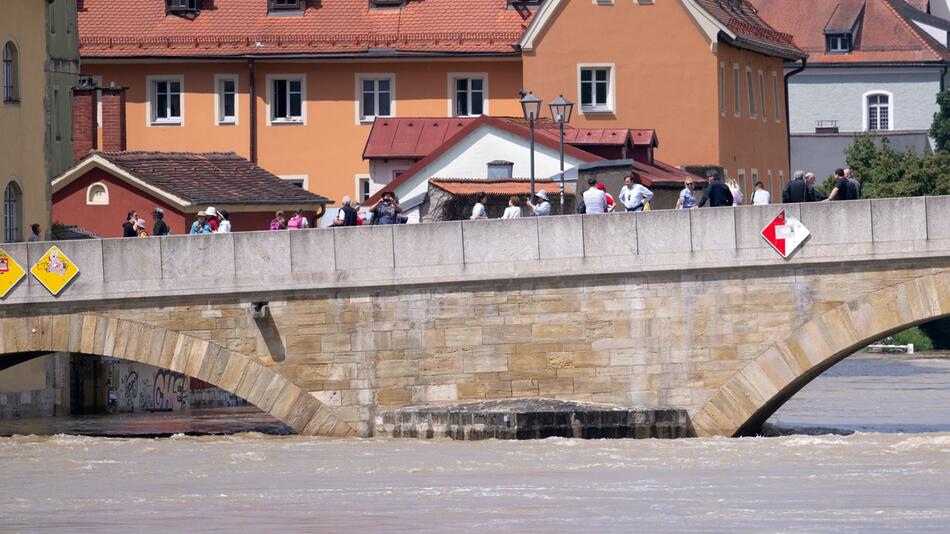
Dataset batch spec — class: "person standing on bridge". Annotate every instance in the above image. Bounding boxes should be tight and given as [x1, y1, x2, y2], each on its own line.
[217, 210, 232, 233]
[750, 181, 771, 205]
[825, 168, 854, 202]
[189, 211, 212, 234]
[582, 178, 607, 214]
[122, 210, 138, 238]
[782, 170, 811, 203]
[270, 211, 287, 230]
[697, 169, 733, 208]
[151, 208, 170, 236]
[526, 190, 552, 216]
[805, 173, 827, 201]
[619, 175, 653, 212]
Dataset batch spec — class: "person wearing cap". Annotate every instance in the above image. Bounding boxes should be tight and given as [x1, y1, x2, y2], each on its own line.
[526, 190, 552, 216]
[135, 218, 149, 237]
[189, 211, 212, 234]
[596, 183, 617, 212]
[151, 208, 170, 236]
[216, 209, 232, 233]
[619, 175, 654, 212]
[204, 206, 220, 232]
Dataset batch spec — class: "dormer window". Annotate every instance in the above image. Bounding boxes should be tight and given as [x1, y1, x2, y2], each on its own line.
[370, 0, 404, 7]
[269, 0, 301, 10]
[826, 33, 852, 53]
[166, 0, 199, 14]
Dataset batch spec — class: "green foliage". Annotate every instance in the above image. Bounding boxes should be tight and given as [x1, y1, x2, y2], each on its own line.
[890, 327, 933, 352]
[930, 90, 950, 152]
[843, 135, 950, 199]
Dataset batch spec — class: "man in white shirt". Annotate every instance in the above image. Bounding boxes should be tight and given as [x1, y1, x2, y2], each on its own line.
[618, 175, 654, 212]
[471, 194, 488, 220]
[582, 178, 607, 214]
[751, 181, 771, 205]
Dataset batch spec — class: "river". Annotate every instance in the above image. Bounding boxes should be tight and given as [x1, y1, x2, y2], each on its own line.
[1, 354, 949, 531]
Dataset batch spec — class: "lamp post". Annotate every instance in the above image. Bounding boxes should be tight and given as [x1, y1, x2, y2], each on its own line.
[520, 91, 543, 202]
[549, 95, 574, 214]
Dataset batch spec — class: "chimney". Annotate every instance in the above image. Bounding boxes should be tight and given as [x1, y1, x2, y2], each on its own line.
[100, 84, 127, 152]
[487, 160, 514, 179]
[71, 82, 98, 161]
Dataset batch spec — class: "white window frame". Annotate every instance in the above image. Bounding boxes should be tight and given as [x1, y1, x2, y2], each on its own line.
[593, 0, 613, 4]
[758, 70, 767, 122]
[214, 74, 239, 125]
[772, 71, 781, 123]
[146, 75, 184, 126]
[779, 170, 785, 188]
[768, 169, 774, 194]
[86, 182, 109, 205]
[733, 63, 741, 117]
[719, 62, 726, 116]
[746, 67, 757, 119]
[356, 174, 372, 202]
[279, 174, 309, 190]
[3, 179, 22, 243]
[356, 73, 396, 124]
[266, 74, 306, 125]
[863, 90, 894, 132]
[447, 73, 489, 117]
[578, 63, 615, 115]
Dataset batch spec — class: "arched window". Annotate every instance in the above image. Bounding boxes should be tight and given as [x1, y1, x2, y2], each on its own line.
[86, 182, 109, 205]
[865, 92, 892, 131]
[4, 181, 22, 243]
[2, 41, 18, 103]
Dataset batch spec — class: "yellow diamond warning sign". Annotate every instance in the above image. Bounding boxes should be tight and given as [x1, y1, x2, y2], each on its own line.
[31, 246, 79, 296]
[0, 248, 26, 299]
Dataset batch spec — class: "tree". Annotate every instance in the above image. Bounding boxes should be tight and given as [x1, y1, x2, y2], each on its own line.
[931, 90, 950, 152]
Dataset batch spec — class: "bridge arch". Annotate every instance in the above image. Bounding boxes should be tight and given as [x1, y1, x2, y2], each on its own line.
[0, 313, 355, 437]
[693, 270, 950, 437]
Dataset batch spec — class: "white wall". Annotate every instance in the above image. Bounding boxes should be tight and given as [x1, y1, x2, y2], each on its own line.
[369, 158, 415, 192]
[912, 19, 948, 45]
[932, 0, 950, 21]
[394, 124, 588, 201]
[787, 67, 942, 135]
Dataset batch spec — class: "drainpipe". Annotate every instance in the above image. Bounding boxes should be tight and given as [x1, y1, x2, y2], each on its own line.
[784, 57, 807, 176]
[940, 64, 948, 93]
[248, 58, 257, 164]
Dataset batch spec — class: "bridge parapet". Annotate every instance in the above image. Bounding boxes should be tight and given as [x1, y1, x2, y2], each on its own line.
[0, 196, 947, 308]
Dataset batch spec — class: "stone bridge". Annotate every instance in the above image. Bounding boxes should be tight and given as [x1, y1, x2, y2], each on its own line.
[2, 197, 949, 437]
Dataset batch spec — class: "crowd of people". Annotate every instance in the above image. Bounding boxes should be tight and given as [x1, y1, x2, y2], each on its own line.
[117, 167, 863, 237]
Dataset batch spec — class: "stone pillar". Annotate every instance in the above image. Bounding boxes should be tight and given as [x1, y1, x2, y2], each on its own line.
[100, 86, 127, 152]
[71, 86, 97, 161]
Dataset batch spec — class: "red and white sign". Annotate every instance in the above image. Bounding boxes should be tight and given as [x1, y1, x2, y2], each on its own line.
[761, 210, 809, 258]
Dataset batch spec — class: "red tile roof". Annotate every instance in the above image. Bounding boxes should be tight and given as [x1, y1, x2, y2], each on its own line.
[78, 0, 536, 58]
[693, 0, 805, 59]
[363, 117, 475, 159]
[430, 178, 574, 197]
[76, 151, 332, 204]
[749, 0, 950, 63]
[633, 159, 697, 188]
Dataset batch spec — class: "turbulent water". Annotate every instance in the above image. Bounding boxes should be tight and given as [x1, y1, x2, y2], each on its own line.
[1, 354, 949, 531]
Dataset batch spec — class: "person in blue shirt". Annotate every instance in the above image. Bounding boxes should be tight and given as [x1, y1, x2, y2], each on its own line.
[189, 211, 212, 234]
[677, 178, 697, 209]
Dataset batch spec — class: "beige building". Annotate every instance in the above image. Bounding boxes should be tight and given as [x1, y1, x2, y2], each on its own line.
[1, 0, 79, 243]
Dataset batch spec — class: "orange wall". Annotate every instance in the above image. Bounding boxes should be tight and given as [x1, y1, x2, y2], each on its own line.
[716, 44, 790, 197]
[84, 60, 523, 206]
[521, 0, 722, 168]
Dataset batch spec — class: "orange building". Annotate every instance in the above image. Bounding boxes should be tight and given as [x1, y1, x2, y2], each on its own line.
[77, 0, 803, 207]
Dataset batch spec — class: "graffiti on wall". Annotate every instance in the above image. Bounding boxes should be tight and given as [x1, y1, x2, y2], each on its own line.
[112, 362, 190, 412]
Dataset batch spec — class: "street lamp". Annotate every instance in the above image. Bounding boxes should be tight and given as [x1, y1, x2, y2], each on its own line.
[549, 95, 574, 214]
[520, 91, 543, 202]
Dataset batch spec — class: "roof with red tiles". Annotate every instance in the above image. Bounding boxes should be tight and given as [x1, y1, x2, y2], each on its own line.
[363, 117, 476, 159]
[430, 178, 574, 197]
[55, 151, 332, 205]
[78, 0, 536, 58]
[633, 159, 697, 188]
[748, 0, 950, 64]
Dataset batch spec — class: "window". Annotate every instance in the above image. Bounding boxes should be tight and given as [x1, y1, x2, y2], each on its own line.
[579, 65, 613, 113]
[53, 88, 61, 141]
[86, 182, 109, 205]
[166, 0, 199, 12]
[215, 75, 238, 125]
[768, 169, 774, 194]
[269, 0, 301, 9]
[772, 71, 781, 123]
[826, 33, 852, 53]
[719, 63, 726, 115]
[268, 75, 305, 124]
[280, 175, 308, 189]
[3, 41, 19, 103]
[358, 75, 394, 123]
[866, 92, 891, 131]
[733, 63, 741, 117]
[758, 70, 767, 121]
[148, 76, 183, 124]
[451, 75, 486, 117]
[3, 181, 22, 243]
[746, 68, 757, 118]
[358, 176, 371, 201]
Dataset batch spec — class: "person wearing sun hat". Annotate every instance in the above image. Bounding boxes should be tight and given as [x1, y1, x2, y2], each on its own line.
[189, 210, 212, 235]
[204, 206, 220, 232]
[526, 189, 552, 216]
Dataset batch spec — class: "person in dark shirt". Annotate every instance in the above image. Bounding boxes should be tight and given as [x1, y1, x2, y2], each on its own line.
[122, 210, 138, 237]
[151, 207, 171, 236]
[826, 168, 852, 201]
[697, 169, 734, 208]
[782, 170, 813, 203]
[805, 173, 826, 201]
[332, 196, 359, 227]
